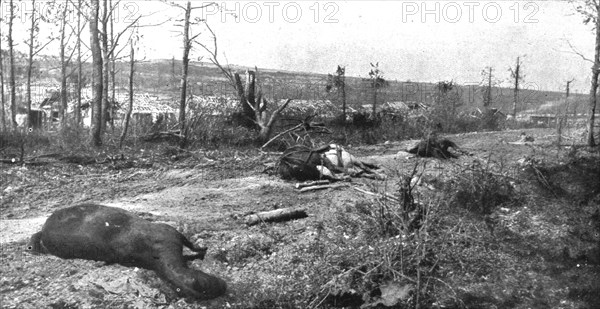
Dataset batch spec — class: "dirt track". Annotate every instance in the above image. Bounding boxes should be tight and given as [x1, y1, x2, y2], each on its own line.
[1, 128, 599, 308]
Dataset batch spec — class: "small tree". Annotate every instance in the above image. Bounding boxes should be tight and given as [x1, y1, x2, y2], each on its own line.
[326, 65, 347, 124]
[432, 80, 462, 132]
[573, 0, 599, 146]
[557, 79, 575, 145]
[120, 28, 139, 149]
[367, 62, 387, 116]
[482, 67, 493, 107]
[509, 56, 523, 119]
[169, 1, 217, 148]
[75, 0, 84, 125]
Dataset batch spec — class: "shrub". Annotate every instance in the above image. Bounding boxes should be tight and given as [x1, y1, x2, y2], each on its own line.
[447, 161, 518, 214]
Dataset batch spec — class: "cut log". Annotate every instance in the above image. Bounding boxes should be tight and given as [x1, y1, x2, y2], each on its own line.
[295, 180, 331, 189]
[245, 208, 308, 226]
[299, 183, 348, 193]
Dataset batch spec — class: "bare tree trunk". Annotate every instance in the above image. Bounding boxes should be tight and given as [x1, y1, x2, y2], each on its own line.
[0, 18, 5, 131]
[178, 1, 192, 148]
[341, 78, 346, 125]
[25, 0, 37, 129]
[372, 87, 377, 116]
[76, 0, 82, 125]
[557, 79, 573, 146]
[90, 0, 104, 146]
[236, 70, 291, 143]
[485, 67, 492, 107]
[120, 44, 134, 149]
[59, 3, 68, 126]
[512, 57, 520, 119]
[101, 0, 110, 132]
[587, 5, 600, 147]
[109, 0, 116, 131]
[8, 0, 17, 129]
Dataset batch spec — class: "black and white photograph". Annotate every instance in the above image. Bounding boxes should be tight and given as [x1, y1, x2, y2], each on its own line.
[1, 1, 599, 308]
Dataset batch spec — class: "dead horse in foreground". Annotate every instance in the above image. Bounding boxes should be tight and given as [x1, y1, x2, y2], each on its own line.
[28, 203, 227, 300]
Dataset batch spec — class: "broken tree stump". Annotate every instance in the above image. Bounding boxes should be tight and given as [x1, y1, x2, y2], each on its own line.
[245, 208, 308, 226]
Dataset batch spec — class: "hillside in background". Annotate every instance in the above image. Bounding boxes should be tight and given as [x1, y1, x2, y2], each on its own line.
[93, 58, 594, 117]
[1, 55, 589, 117]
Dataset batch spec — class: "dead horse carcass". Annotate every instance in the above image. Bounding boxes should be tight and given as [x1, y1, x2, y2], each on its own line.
[27, 203, 227, 300]
[407, 138, 459, 159]
[277, 144, 342, 181]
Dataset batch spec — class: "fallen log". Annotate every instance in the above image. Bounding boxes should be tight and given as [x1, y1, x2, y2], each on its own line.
[245, 208, 308, 226]
[299, 183, 348, 193]
[295, 180, 331, 189]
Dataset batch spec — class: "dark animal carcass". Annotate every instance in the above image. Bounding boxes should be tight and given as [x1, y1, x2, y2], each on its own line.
[28, 204, 226, 300]
[277, 145, 340, 181]
[407, 138, 459, 159]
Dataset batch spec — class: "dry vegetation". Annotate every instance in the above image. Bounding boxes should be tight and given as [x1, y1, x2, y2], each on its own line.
[1, 126, 599, 309]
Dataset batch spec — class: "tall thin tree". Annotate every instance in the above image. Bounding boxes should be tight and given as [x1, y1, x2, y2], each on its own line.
[326, 65, 347, 124]
[100, 0, 110, 132]
[59, 2, 70, 126]
[90, 0, 104, 146]
[510, 57, 521, 119]
[25, 0, 37, 129]
[170, 1, 217, 148]
[120, 31, 136, 149]
[367, 62, 387, 116]
[557, 78, 575, 145]
[25, 0, 54, 129]
[571, 0, 600, 146]
[0, 15, 6, 131]
[8, 0, 17, 129]
[483, 67, 493, 107]
[589, 4, 600, 146]
[76, 0, 83, 125]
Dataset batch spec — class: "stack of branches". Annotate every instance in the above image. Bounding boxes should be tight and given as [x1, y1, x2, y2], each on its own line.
[261, 115, 331, 149]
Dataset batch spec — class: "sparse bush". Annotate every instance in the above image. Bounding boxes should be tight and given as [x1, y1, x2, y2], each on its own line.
[447, 161, 518, 214]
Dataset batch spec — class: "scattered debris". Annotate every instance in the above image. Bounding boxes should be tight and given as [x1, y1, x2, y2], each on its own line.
[509, 132, 535, 144]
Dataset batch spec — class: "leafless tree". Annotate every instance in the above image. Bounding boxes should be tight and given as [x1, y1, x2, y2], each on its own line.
[556, 78, 575, 145]
[509, 56, 522, 119]
[120, 28, 138, 149]
[169, 1, 217, 148]
[482, 67, 493, 107]
[572, 0, 599, 146]
[58, 2, 72, 126]
[367, 62, 387, 116]
[25, 0, 54, 129]
[75, 0, 84, 125]
[90, 0, 104, 146]
[197, 21, 294, 143]
[326, 65, 347, 124]
[7, 0, 17, 129]
[0, 15, 6, 131]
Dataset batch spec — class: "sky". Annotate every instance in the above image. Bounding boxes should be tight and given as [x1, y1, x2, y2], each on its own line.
[1, 1, 596, 93]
